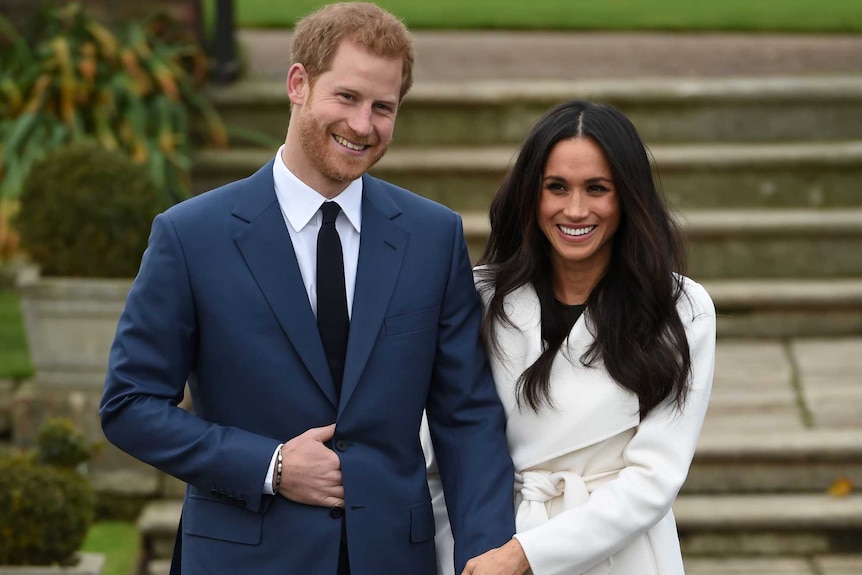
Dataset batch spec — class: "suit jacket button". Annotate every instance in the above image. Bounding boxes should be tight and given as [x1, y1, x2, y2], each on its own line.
[335, 440, 348, 452]
[329, 507, 344, 519]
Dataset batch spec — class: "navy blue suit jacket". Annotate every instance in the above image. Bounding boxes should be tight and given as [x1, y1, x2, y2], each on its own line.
[100, 162, 515, 574]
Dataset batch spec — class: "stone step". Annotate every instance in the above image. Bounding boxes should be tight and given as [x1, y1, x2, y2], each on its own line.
[687, 430, 862, 494]
[674, 209, 862, 280]
[191, 141, 862, 210]
[462, 209, 862, 279]
[146, 559, 171, 575]
[137, 499, 181, 564]
[701, 278, 862, 338]
[685, 556, 862, 575]
[629, 280, 862, 338]
[143, 555, 862, 575]
[136, 494, 862, 567]
[208, 76, 862, 146]
[675, 494, 862, 557]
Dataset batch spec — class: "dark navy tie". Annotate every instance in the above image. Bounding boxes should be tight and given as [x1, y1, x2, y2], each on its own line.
[317, 201, 349, 395]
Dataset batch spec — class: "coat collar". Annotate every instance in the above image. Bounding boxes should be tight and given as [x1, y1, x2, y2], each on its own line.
[231, 165, 408, 411]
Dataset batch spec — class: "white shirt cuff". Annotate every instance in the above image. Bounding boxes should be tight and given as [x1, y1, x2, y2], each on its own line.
[263, 445, 281, 495]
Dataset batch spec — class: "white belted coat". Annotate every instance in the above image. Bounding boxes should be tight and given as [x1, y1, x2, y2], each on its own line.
[424, 274, 716, 575]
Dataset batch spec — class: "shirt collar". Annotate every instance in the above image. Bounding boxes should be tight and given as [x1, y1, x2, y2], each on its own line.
[273, 144, 362, 233]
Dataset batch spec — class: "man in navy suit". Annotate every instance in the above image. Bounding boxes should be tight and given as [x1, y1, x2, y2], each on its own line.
[99, 3, 514, 574]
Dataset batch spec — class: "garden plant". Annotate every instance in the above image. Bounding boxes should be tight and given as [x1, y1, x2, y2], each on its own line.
[0, 417, 97, 566]
[0, 2, 227, 208]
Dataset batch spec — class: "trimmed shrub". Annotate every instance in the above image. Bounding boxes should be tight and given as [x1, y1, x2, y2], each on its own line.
[16, 140, 164, 278]
[35, 416, 95, 469]
[0, 418, 96, 566]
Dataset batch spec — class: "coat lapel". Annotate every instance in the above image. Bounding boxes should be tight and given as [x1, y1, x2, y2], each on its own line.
[339, 176, 408, 412]
[232, 161, 338, 406]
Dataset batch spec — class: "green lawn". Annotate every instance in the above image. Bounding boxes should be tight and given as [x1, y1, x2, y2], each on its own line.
[81, 521, 139, 575]
[0, 290, 32, 380]
[206, 0, 862, 32]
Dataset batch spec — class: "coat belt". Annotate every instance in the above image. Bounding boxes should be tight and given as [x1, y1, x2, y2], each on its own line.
[515, 468, 620, 532]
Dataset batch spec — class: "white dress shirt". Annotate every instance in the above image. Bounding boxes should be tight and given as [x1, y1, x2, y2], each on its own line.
[273, 144, 362, 318]
[263, 145, 363, 493]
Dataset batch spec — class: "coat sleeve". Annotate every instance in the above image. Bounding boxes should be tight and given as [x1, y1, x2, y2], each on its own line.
[99, 213, 279, 513]
[423, 215, 516, 573]
[514, 282, 716, 575]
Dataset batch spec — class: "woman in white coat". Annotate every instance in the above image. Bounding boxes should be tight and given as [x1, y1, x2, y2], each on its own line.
[425, 100, 716, 575]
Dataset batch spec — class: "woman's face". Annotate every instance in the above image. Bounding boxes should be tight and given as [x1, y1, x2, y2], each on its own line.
[537, 137, 621, 278]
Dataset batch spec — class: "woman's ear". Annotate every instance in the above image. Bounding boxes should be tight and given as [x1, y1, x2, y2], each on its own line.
[287, 63, 309, 106]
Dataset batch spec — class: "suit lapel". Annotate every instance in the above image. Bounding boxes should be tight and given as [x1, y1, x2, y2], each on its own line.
[340, 176, 408, 412]
[232, 161, 338, 406]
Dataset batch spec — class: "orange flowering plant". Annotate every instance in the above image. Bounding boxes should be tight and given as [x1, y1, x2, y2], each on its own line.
[0, 2, 228, 207]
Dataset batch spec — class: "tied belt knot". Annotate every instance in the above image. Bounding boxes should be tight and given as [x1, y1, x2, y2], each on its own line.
[515, 468, 620, 575]
[515, 467, 621, 530]
[515, 470, 591, 532]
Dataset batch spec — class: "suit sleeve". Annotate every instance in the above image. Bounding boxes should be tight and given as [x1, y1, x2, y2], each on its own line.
[99, 213, 279, 512]
[514, 282, 716, 575]
[423, 214, 516, 572]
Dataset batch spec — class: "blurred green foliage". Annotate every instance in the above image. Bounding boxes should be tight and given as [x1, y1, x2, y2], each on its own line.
[15, 141, 164, 277]
[0, 417, 96, 566]
[0, 2, 227, 206]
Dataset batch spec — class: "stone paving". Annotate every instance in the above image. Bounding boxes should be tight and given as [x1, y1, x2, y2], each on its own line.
[687, 337, 862, 573]
[686, 556, 862, 575]
[793, 339, 862, 429]
[704, 338, 862, 437]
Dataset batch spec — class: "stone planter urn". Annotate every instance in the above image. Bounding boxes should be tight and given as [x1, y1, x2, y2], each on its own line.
[16, 267, 131, 391]
[13, 268, 164, 500]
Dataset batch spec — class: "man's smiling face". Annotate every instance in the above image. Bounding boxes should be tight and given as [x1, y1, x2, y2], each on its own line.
[294, 40, 402, 197]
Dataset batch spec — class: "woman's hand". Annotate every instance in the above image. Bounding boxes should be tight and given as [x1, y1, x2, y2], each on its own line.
[461, 538, 531, 575]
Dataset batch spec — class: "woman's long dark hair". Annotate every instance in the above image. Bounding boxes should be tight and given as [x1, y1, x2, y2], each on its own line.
[478, 100, 691, 418]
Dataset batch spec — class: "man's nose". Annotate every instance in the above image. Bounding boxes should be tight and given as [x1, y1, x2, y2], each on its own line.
[347, 106, 374, 137]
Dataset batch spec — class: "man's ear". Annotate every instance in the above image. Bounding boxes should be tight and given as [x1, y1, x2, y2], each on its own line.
[287, 63, 310, 106]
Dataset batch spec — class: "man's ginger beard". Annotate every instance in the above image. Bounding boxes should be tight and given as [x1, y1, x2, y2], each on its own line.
[296, 97, 391, 184]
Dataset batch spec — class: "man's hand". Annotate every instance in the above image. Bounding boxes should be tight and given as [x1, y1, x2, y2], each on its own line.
[276, 423, 344, 508]
[461, 539, 531, 575]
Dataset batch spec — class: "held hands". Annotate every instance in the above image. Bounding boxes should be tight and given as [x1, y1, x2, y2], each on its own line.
[461, 538, 531, 575]
[276, 423, 344, 508]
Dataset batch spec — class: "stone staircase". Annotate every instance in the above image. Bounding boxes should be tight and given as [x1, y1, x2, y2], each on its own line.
[135, 38, 862, 575]
[197, 75, 862, 340]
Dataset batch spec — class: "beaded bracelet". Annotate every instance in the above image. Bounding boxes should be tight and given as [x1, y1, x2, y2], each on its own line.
[274, 444, 284, 491]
